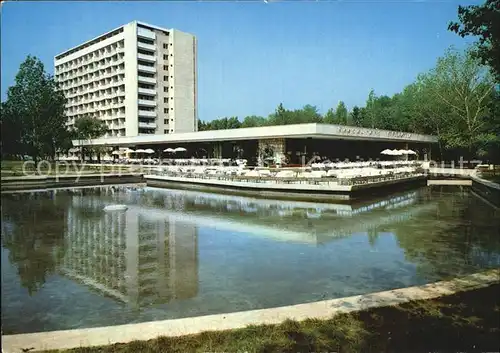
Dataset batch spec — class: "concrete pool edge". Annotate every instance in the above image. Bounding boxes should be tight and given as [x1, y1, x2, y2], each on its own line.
[144, 174, 428, 202]
[2, 269, 499, 353]
[0, 174, 144, 193]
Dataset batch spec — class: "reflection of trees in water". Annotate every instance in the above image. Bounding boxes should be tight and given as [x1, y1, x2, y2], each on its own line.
[367, 228, 380, 247]
[2, 193, 69, 295]
[394, 192, 500, 280]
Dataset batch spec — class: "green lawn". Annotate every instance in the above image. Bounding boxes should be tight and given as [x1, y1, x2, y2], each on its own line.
[45, 283, 500, 353]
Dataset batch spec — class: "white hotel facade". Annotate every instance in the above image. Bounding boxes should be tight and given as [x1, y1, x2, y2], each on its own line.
[54, 21, 197, 138]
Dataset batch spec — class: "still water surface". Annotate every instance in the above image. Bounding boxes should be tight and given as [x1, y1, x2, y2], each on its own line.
[1, 186, 499, 334]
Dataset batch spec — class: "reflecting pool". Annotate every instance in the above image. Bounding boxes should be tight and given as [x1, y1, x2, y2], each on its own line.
[1, 186, 499, 334]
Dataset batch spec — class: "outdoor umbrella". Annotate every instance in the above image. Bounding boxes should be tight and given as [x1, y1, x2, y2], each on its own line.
[163, 148, 175, 152]
[174, 147, 187, 152]
[398, 149, 409, 155]
[124, 148, 134, 153]
[111, 151, 121, 155]
[144, 148, 155, 154]
[135, 149, 147, 153]
[406, 149, 417, 155]
[380, 149, 392, 155]
[391, 149, 403, 156]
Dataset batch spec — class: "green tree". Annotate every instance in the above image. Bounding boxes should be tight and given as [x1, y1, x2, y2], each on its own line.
[200, 117, 242, 130]
[420, 47, 496, 158]
[323, 108, 336, 124]
[73, 115, 109, 162]
[296, 104, 323, 123]
[402, 78, 453, 159]
[449, 0, 500, 83]
[0, 101, 24, 158]
[226, 116, 242, 129]
[268, 103, 290, 125]
[3, 56, 68, 164]
[366, 89, 377, 128]
[349, 106, 362, 126]
[334, 101, 348, 125]
[2, 194, 68, 295]
[476, 89, 500, 161]
[349, 106, 373, 128]
[241, 115, 268, 128]
[198, 120, 209, 131]
[370, 95, 394, 130]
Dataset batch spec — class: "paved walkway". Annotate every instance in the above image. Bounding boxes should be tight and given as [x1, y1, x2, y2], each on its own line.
[428, 167, 477, 176]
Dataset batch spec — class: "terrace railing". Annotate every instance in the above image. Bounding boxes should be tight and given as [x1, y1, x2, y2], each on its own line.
[148, 168, 424, 187]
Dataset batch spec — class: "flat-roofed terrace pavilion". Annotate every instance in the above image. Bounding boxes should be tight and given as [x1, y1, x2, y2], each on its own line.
[72, 123, 438, 165]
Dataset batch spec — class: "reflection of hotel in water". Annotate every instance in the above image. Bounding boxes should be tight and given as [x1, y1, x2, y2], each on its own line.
[61, 196, 198, 307]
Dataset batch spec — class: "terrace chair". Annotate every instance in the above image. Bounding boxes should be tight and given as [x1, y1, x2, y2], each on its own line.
[207, 169, 219, 177]
[310, 170, 327, 178]
[259, 169, 272, 177]
[326, 169, 337, 177]
[193, 168, 206, 178]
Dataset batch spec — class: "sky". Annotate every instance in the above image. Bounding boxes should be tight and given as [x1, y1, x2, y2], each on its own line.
[1, 0, 479, 121]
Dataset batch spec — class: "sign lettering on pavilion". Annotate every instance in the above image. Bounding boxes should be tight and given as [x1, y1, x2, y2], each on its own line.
[338, 126, 414, 140]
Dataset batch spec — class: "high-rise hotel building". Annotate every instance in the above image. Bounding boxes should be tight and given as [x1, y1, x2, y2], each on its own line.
[54, 21, 197, 138]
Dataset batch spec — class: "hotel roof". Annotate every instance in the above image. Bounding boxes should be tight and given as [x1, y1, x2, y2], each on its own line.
[54, 21, 172, 61]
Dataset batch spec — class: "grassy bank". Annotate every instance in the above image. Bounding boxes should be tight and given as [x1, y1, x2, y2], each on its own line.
[45, 283, 500, 353]
[482, 174, 500, 184]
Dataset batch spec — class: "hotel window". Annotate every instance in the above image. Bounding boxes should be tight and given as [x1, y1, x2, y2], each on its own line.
[164, 129, 167, 134]
[163, 65, 168, 70]
[164, 97, 168, 103]
[164, 108, 167, 113]
[163, 43, 167, 49]
[163, 54, 168, 60]
[164, 87, 168, 92]
[164, 119, 167, 124]
[163, 75, 168, 81]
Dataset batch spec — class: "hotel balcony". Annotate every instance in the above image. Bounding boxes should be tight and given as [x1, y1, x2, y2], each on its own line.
[138, 122, 157, 129]
[138, 110, 156, 118]
[138, 42, 156, 52]
[137, 27, 156, 40]
[138, 76, 156, 84]
[137, 53, 156, 62]
[138, 99, 156, 107]
[138, 87, 156, 96]
[138, 65, 156, 74]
